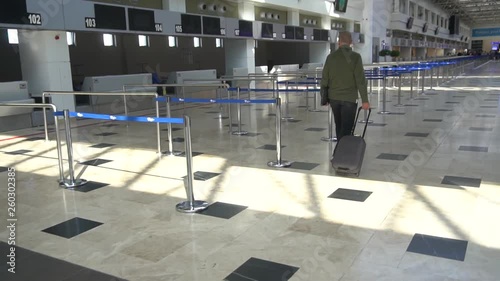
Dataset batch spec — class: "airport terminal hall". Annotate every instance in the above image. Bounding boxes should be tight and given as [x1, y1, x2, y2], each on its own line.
[2, 0, 500, 280]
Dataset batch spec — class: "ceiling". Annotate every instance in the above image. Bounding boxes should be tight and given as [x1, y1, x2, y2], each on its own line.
[432, 0, 500, 26]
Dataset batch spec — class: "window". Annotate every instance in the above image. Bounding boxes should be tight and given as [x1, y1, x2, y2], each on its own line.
[399, 0, 407, 14]
[67, 32, 76, 46]
[425, 10, 429, 22]
[216, 38, 223, 48]
[168, 36, 178, 47]
[417, 6, 423, 20]
[138, 35, 149, 47]
[441, 17, 444, 27]
[103, 33, 116, 47]
[409, 2, 415, 17]
[432, 13, 436, 24]
[8, 29, 19, 44]
[193, 37, 202, 48]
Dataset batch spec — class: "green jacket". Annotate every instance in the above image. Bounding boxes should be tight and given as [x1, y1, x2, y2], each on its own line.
[321, 46, 368, 103]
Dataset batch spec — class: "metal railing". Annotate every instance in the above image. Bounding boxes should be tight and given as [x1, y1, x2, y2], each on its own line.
[42, 91, 161, 154]
[0, 103, 64, 183]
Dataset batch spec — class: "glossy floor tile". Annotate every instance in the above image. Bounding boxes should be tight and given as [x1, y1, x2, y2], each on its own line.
[90, 143, 116, 148]
[198, 202, 248, 219]
[0, 61, 500, 281]
[73, 181, 110, 193]
[406, 233, 468, 261]
[224, 257, 299, 281]
[288, 161, 320, 171]
[328, 188, 373, 202]
[80, 159, 113, 166]
[5, 149, 33, 155]
[441, 175, 482, 188]
[458, 146, 489, 152]
[42, 217, 103, 239]
[376, 153, 408, 161]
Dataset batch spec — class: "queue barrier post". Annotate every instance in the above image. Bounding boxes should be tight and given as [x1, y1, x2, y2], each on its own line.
[232, 87, 248, 136]
[176, 115, 209, 213]
[410, 69, 414, 99]
[268, 98, 291, 168]
[60, 110, 88, 189]
[378, 73, 391, 114]
[394, 72, 404, 107]
[421, 68, 426, 94]
[305, 84, 309, 109]
[163, 96, 183, 156]
[321, 105, 337, 142]
[282, 82, 294, 120]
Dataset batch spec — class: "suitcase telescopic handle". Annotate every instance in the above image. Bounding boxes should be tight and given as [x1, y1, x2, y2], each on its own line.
[351, 107, 372, 139]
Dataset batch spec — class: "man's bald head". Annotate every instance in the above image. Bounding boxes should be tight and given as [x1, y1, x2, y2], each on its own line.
[338, 31, 352, 46]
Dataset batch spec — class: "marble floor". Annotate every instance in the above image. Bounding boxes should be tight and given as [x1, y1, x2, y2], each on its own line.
[1, 60, 500, 281]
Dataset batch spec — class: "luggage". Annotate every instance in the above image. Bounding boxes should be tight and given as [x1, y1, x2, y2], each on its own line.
[331, 107, 371, 177]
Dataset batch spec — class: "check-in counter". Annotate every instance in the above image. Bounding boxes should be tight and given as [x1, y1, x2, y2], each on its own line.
[0, 81, 35, 132]
[80, 74, 157, 114]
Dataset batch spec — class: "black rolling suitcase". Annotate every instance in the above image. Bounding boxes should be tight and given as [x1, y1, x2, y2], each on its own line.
[331, 107, 371, 177]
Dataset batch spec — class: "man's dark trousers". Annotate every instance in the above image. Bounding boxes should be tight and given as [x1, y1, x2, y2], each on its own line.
[330, 99, 357, 141]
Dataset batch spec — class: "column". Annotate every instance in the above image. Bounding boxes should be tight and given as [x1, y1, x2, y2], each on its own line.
[163, 0, 186, 13]
[225, 1, 256, 79]
[225, 39, 255, 78]
[18, 30, 74, 110]
[287, 10, 300, 26]
[238, 1, 255, 21]
[355, 0, 391, 63]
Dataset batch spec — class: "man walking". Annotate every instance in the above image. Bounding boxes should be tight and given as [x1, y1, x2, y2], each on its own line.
[321, 32, 370, 141]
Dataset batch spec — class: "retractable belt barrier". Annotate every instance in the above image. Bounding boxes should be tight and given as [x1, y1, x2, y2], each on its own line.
[226, 88, 320, 92]
[156, 97, 276, 104]
[53, 110, 207, 213]
[276, 81, 320, 85]
[155, 96, 289, 167]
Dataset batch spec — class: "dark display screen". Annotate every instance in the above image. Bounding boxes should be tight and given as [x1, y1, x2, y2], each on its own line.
[202, 16, 221, 35]
[285, 26, 295, 39]
[321, 30, 329, 41]
[181, 14, 202, 34]
[94, 4, 127, 30]
[128, 8, 155, 32]
[295, 27, 304, 40]
[262, 23, 273, 38]
[335, 0, 348, 13]
[313, 29, 329, 41]
[0, 1, 28, 24]
[239, 20, 253, 37]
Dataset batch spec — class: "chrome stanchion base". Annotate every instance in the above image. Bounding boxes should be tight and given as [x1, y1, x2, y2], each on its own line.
[378, 111, 391, 114]
[267, 160, 292, 168]
[394, 104, 406, 107]
[175, 200, 209, 213]
[232, 131, 249, 136]
[321, 136, 337, 142]
[163, 151, 184, 157]
[60, 179, 88, 189]
[281, 116, 294, 120]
